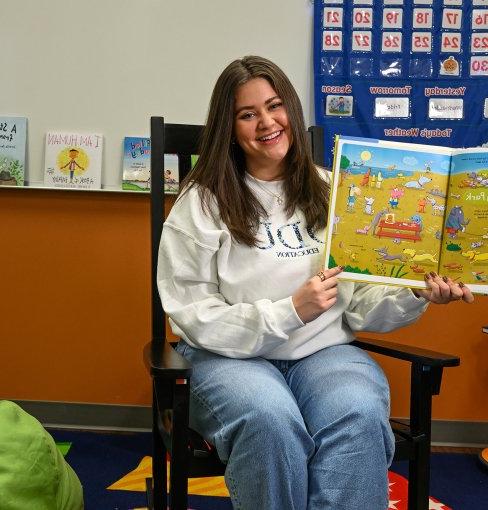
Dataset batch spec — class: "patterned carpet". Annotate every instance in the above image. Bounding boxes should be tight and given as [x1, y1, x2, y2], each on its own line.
[49, 429, 487, 510]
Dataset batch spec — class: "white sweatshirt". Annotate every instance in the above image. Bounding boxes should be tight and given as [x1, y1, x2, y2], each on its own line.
[157, 173, 429, 360]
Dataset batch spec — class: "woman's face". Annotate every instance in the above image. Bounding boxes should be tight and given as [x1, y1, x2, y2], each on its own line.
[233, 77, 291, 179]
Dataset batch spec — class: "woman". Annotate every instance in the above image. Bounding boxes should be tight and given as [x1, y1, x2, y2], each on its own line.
[158, 56, 473, 510]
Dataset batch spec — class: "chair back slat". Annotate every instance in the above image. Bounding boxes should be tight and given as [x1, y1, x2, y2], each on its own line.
[150, 118, 204, 342]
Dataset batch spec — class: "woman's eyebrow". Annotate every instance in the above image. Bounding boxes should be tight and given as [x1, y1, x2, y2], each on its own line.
[235, 95, 281, 115]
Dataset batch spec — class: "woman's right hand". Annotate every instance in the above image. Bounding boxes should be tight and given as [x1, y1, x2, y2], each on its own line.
[292, 266, 343, 324]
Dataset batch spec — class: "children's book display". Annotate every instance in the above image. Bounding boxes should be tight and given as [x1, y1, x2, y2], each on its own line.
[0, 116, 27, 186]
[122, 137, 151, 191]
[326, 135, 488, 294]
[44, 132, 103, 190]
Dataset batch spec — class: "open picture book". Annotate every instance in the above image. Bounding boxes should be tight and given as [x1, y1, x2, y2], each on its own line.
[325, 136, 488, 294]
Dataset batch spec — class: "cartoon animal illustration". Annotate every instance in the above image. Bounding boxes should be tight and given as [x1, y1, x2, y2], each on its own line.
[472, 271, 487, 281]
[409, 214, 423, 231]
[363, 197, 375, 215]
[450, 193, 461, 200]
[376, 171, 383, 189]
[445, 206, 469, 238]
[402, 248, 438, 264]
[405, 175, 432, 189]
[446, 242, 462, 251]
[410, 264, 425, 273]
[356, 225, 370, 235]
[471, 240, 484, 249]
[360, 168, 371, 186]
[346, 184, 361, 212]
[417, 197, 427, 213]
[461, 250, 488, 263]
[424, 161, 433, 173]
[426, 197, 445, 216]
[387, 164, 396, 171]
[369, 208, 389, 235]
[388, 187, 404, 209]
[427, 188, 446, 198]
[375, 247, 405, 262]
[443, 262, 463, 271]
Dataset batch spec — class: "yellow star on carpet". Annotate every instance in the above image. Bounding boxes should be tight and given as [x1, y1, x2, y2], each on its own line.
[107, 457, 229, 497]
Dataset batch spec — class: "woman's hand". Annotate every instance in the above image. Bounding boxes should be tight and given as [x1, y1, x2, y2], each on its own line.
[292, 266, 343, 323]
[413, 272, 474, 304]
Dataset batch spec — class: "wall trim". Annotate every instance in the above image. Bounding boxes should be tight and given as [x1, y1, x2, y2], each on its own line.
[12, 400, 488, 446]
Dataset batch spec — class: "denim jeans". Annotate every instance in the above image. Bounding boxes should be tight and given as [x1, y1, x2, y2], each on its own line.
[175, 341, 395, 510]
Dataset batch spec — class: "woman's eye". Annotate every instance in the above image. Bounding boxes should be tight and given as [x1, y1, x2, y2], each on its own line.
[270, 102, 283, 110]
[240, 112, 254, 120]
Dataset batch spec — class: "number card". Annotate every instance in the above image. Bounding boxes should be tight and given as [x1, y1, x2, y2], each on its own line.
[324, 0, 344, 4]
[382, 32, 403, 52]
[413, 8, 433, 29]
[471, 33, 488, 52]
[428, 98, 464, 119]
[441, 32, 462, 52]
[444, 0, 463, 6]
[414, 0, 433, 5]
[323, 31, 343, 51]
[484, 98, 488, 118]
[473, 0, 488, 6]
[412, 32, 432, 52]
[374, 97, 410, 118]
[472, 10, 488, 30]
[353, 8, 373, 28]
[383, 8, 403, 29]
[470, 55, 488, 75]
[384, 0, 404, 5]
[352, 31, 373, 52]
[442, 9, 463, 29]
[324, 8, 343, 28]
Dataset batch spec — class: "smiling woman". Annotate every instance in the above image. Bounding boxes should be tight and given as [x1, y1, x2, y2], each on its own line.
[157, 55, 473, 510]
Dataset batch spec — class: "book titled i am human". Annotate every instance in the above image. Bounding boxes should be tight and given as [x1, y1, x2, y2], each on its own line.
[326, 135, 488, 295]
[44, 131, 103, 190]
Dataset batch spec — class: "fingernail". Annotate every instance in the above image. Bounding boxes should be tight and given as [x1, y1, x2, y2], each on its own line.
[424, 273, 431, 280]
[459, 282, 465, 288]
[430, 271, 437, 278]
[442, 276, 448, 283]
[339, 265, 344, 270]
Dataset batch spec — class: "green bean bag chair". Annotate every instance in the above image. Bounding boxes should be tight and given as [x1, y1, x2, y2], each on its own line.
[0, 400, 83, 509]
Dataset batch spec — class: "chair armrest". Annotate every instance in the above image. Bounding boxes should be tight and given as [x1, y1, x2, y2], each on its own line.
[143, 341, 192, 379]
[352, 337, 460, 367]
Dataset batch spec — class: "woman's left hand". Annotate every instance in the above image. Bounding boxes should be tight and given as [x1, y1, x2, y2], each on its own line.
[413, 272, 474, 304]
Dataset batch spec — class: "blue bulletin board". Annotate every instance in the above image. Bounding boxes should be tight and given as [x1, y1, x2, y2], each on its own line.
[313, 0, 488, 168]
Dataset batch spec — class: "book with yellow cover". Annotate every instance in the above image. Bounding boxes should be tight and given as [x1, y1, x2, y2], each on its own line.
[325, 136, 488, 294]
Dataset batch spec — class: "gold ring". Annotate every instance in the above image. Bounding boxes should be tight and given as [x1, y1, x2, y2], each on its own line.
[317, 270, 326, 282]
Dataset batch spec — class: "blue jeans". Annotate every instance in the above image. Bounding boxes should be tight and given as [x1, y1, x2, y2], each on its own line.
[176, 341, 395, 510]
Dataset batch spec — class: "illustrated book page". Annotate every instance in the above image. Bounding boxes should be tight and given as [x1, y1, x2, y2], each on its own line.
[439, 148, 488, 294]
[325, 136, 453, 290]
[44, 132, 103, 190]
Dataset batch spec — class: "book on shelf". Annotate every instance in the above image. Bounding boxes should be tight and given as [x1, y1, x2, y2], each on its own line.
[164, 153, 179, 194]
[121, 136, 181, 194]
[122, 137, 151, 191]
[325, 135, 488, 295]
[44, 132, 103, 190]
[0, 116, 27, 186]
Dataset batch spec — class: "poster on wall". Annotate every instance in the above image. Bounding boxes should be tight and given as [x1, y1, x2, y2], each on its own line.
[314, 0, 488, 168]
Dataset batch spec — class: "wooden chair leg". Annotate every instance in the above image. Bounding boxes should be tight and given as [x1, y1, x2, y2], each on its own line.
[169, 380, 190, 510]
[408, 364, 434, 510]
[153, 382, 167, 510]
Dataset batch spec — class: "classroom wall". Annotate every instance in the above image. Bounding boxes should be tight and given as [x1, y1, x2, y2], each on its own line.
[1, 189, 487, 421]
[1, 1, 487, 421]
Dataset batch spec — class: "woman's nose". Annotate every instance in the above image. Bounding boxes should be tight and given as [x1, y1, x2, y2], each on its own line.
[258, 110, 274, 129]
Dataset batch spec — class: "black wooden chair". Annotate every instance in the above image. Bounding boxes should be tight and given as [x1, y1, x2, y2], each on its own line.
[143, 117, 461, 510]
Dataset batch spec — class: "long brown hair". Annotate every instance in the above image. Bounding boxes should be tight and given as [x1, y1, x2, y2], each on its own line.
[181, 55, 329, 246]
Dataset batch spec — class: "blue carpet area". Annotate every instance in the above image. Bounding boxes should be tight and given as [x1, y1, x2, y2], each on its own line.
[49, 429, 487, 510]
